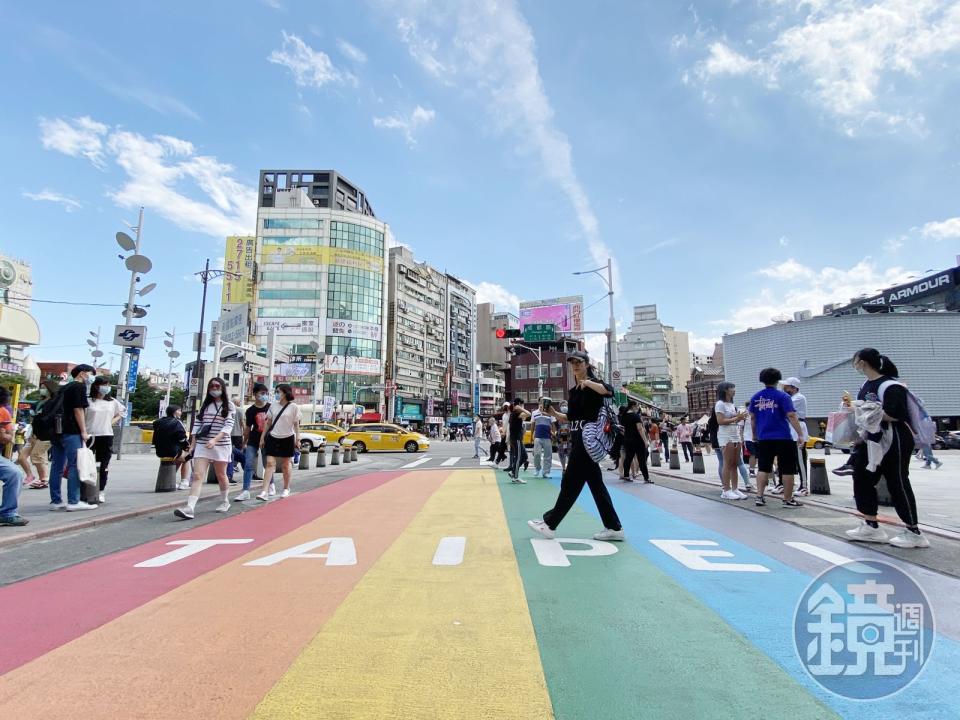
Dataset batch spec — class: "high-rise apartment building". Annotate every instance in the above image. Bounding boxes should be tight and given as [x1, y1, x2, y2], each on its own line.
[617, 304, 690, 409]
[385, 246, 476, 429]
[247, 169, 388, 419]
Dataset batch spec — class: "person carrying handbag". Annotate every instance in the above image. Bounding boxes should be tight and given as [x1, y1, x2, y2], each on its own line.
[257, 384, 300, 501]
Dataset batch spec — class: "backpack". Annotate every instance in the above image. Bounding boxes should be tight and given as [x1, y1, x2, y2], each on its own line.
[32, 388, 65, 441]
[879, 381, 937, 447]
[582, 394, 623, 463]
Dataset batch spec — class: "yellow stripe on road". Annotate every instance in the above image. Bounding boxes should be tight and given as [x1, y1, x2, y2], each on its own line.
[252, 468, 554, 720]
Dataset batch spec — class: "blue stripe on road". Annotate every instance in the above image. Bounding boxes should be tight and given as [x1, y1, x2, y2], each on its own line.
[550, 478, 960, 719]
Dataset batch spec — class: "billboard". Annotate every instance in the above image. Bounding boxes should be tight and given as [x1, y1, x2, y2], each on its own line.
[325, 317, 382, 341]
[325, 354, 382, 376]
[219, 303, 249, 345]
[518, 295, 583, 334]
[222, 236, 256, 304]
[254, 317, 319, 336]
[259, 245, 382, 273]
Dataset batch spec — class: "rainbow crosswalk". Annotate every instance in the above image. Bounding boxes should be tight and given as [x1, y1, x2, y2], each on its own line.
[1, 467, 958, 719]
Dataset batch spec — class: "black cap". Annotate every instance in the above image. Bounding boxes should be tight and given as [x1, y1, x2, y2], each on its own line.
[566, 350, 589, 363]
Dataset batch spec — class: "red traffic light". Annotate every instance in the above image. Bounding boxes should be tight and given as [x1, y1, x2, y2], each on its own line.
[496, 328, 506, 339]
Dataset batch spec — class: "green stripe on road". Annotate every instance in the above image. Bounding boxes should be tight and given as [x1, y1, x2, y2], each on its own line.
[496, 472, 840, 720]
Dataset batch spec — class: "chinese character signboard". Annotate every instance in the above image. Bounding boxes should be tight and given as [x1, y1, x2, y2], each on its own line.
[222, 236, 256, 304]
[522, 323, 556, 342]
[325, 318, 382, 341]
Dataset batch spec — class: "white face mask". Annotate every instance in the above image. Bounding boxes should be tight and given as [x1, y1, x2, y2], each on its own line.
[209, 389, 222, 399]
[100, 386, 111, 396]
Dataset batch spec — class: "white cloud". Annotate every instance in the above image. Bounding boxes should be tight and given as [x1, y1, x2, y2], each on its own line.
[711, 257, 915, 333]
[584, 334, 608, 365]
[389, 1, 620, 290]
[337, 38, 367, 64]
[778, 235, 790, 247]
[39, 116, 108, 168]
[921, 216, 960, 240]
[373, 105, 436, 146]
[39, 116, 255, 238]
[268, 31, 351, 88]
[689, 333, 721, 357]
[472, 281, 521, 314]
[22, 189, 82, 212]
[639, 238, 679, 254]
[688, 0, 960, 132]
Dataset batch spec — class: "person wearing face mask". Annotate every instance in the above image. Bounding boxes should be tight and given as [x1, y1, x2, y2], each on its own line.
[257, 384, 300, 500]
[85, 376, 127, 503]
[236, 383, 271, 502]
[843, 348, 929, 549]
[48, 364, 98, 511]
[528, 351, 624, 541]
[174, 377, 235, 520]
[20, 380, 58, 490]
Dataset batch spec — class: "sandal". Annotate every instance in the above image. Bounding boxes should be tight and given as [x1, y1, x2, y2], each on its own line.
[29, 479, 48, 489]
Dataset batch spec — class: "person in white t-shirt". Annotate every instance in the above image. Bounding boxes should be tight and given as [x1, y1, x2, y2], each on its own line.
[85, 377, 127, 503]
[258, 384, 300, 500]
[714, 382, 748, 500]
[781, 377, 810, 496]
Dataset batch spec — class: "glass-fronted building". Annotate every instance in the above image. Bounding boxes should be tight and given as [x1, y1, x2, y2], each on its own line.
[251, 170, 388, 419]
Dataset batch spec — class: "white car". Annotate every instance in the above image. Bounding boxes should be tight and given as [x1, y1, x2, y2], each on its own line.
[298, 431, 327, 452]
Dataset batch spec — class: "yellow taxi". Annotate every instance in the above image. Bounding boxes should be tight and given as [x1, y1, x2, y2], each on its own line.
[522, 421, 533, 448]
[339, 423, 431, 453]
[300, 422, 350, 445]
[806, 436, 827, 450]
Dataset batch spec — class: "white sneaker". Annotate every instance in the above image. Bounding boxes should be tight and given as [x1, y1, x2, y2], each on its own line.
[176, 481, 190, 491]
[515, 477, 527, 484]
[66, 501, 98, 511]
[174, 506, 194, 520]
[741, 485, 755, 493]
[256, 492, 268, 502]
[593, 528, 625, 541]
[268, 484, 276, 497]
[281, 488, 290, 498]
[720, 490, 739, 500]
[888, 530, 930, 549]
[215, 501, 230, 513]
[49, 501, 66, 511]
[98, 492, 106, 503]
[846, 521, 888, 543]
[527, 519, 555, 539]
[733, 490, 748, 500]
[234, 490, 251, 501]
[795, 488, 809, 496]
[770, 486, 784, 495]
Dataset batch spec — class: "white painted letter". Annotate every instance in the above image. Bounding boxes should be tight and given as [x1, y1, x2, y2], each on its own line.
[135, 539, 254, 568]
[244, 537, 357, 567]
[433, 536, 466, 566]
[649, 539, 769, 572]
[531, 538, 619, 567]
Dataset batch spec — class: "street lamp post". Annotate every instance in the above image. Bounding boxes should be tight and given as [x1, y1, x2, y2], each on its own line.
[163, 328, 180, 415]
[573, 258, 617, 385]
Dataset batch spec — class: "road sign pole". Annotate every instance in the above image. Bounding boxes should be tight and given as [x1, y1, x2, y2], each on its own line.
[115, 206, 144, 460]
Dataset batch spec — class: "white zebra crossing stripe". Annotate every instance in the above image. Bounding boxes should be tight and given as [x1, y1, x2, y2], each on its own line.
[783, 542, 878, 573]
[401, 457, 432, 469]
[441, 457, 461, 466]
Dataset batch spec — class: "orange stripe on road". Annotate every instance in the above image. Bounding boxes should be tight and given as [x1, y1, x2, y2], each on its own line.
[0, 470, 448, 720]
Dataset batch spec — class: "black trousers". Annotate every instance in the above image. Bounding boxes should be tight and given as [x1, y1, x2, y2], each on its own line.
[777, 445, 808, 487]
[92, 435, 114, 491]
[681, 441, 694, 462]
[852, 428, 919, 526]
[621, 441, 649, 481]
[508, 439, 524, 477]
[543, 436, 622, 531]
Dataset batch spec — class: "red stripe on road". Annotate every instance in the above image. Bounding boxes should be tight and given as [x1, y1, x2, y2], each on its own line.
[0, 471, 404, 675]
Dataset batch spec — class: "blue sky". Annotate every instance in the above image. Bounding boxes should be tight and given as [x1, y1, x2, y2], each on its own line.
[2, 0, 959, 372]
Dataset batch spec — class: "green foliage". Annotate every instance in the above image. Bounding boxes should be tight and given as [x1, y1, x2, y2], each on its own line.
[624, 382, 654, 401]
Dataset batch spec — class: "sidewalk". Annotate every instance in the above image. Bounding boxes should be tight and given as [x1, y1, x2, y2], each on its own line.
[648, 447, 960, 536]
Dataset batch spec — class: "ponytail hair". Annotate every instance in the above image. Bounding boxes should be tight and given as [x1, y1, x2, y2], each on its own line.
[854, 348, 900, 378]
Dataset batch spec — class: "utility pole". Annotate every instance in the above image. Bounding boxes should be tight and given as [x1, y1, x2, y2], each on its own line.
[606, 258, 618, 386]
[191, 260, 240, 432]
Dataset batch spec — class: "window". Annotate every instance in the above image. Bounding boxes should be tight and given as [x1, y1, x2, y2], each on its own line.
[259, 235, 320, 246]
[551, 388, 565, 402]
[260, 272, 323, 282]
[550, 363, 563, 378]
[515, 365, 526, 380]
[329, 221, 385, 257]
[257, 307, 319, 318]
[327, 265, 384, 325]
[263, 218, 323, 230]
[258, 289, 322, 300]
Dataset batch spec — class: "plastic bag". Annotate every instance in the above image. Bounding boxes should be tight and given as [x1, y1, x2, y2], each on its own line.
[825, 408, 858, 447]
[77, 446, 98, 487]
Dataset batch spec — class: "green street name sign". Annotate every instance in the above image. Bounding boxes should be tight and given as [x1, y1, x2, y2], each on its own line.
[522, 323, 556, 342]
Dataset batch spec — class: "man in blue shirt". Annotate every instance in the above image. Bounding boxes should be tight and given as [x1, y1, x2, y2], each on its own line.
[530, 399, 556, 479]
[749, 367, 805, 508]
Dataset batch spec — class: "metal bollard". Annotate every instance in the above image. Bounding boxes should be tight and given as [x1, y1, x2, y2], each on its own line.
[651, 450, 662, 467]
[669, 449, 681, 470]
[317, 446, 326, 467]
[298, 449, 311, 470]
[691, 452, 705, 474]
[342, 445, 352, 464]
[351, 446, 358, 462]
[330, 446, 341, 465]
[809, 458, 830, 495]
[155, 459, 178, 492]
[824, 445, 831, 455]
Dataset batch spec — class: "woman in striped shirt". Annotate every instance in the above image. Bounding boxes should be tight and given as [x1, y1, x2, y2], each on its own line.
[174, 377, 235, 520]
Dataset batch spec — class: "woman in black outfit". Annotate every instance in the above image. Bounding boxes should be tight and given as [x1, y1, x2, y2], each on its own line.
[528, 351, 624, 542]
[844, 348, 929, 549]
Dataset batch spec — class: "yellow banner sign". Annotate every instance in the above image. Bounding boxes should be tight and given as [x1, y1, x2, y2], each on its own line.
[260, 245, 382, 273]
[222, 236, 257, 304]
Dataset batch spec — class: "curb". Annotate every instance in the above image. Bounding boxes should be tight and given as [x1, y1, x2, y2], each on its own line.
[646, 467, 960, 542]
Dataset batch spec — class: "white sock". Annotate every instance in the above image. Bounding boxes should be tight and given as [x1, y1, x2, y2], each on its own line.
[221, 490, 229, 503]
[186, 495, 199, 511]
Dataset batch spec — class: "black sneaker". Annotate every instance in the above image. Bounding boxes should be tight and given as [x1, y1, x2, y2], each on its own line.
[755, 496, 766, 507]
[782, 498, 803, 508]
[0, 514, 29, 526]
[622, 476, 633, 483]
[832, 466, 854, 476]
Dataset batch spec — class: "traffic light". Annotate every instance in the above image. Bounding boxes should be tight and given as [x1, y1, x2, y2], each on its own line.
[495, 328, 521, 339]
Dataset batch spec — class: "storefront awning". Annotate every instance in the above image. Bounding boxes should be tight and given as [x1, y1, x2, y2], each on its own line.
[0, 305, 40, 346]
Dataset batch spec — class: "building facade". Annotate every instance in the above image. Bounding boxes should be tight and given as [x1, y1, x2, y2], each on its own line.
[0, 255, 34, 373]
[617, 304, 690, 408]
[247, 170, 389, 420]
[723, 313, 960, 428]
[385, 246, 476, 428]
[505, 338, 581, 410]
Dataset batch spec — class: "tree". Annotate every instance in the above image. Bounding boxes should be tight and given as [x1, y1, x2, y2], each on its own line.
[624, 382, 654, 401]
